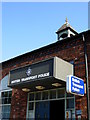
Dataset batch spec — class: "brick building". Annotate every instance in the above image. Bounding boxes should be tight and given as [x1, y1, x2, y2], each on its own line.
[0, 20, 90, 119]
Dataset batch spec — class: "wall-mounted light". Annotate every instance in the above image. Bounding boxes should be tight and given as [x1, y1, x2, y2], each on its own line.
[36, 86, 45, 90]
[22, 88, 30, 92]
[52, 83, 61, 87]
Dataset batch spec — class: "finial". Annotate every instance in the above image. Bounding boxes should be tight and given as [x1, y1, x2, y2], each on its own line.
[65, 17, 68, 24]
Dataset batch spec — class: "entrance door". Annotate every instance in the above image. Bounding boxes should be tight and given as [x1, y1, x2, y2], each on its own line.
[50, 100, 64, 120]
[35, 101, 50, 120]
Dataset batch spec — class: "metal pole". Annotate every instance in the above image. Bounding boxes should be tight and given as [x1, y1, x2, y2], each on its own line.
[82, 34, 89, 120]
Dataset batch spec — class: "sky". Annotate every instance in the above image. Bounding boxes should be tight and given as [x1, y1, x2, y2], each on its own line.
[1, 2, 89, 62]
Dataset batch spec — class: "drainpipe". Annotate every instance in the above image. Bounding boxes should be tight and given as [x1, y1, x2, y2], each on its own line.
[82, 34, 89, 120]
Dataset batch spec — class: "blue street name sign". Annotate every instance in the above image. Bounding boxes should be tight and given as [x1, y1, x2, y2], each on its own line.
[66, 75, 84, 96]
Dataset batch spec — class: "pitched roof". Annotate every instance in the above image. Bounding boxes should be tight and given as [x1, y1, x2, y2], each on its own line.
[1, 30, 89, 65]
[56, 18, 78, 34]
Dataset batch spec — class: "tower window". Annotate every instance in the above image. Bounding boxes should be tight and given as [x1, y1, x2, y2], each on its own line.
[61, 33, 68, 38]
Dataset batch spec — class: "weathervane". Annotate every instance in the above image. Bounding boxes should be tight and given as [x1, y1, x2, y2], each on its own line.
[65, 17, 68, 26]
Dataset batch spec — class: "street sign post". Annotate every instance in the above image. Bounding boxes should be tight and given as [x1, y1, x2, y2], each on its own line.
[66, 75, 84, 96]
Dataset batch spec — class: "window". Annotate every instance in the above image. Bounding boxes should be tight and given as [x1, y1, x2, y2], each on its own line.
[66, 93, 74, 97]
[66, 98, 74, 109]
[0, 91, 12, 119]
[29, 102, 34, 110]
[1, 91, 12, 104]
[29, 93, 34, 101]
[57, 88, 65, 98]
[50, 90, 56, 99]
[42, 91, 48, 100]
[2, 105, 11, 119]
[0, 75, 12, 120]
[28, 88, 66, 102]
[35, 92, 41, 100]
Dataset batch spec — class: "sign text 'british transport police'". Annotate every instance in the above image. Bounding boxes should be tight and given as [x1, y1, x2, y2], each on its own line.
[9, 58, 53, 87]
[66, 75, 84, 96]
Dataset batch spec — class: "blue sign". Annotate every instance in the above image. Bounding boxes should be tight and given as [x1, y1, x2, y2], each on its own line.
[66, 75, 84, 96]
[76, 110, 82, 115]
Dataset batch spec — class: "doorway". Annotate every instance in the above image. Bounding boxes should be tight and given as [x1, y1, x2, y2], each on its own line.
[35, 101, 50, 120]
[27, 88, 75, 119]
[50, 100, 65, 120]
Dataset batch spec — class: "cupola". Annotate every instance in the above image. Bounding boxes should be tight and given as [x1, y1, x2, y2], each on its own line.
[56, 18, 78, 40]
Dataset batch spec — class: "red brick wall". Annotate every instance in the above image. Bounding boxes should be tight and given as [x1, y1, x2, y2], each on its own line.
[1, 33, 90, 119]
[10, 89, 28, 120]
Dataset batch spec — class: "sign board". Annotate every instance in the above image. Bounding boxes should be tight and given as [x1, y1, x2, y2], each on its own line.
[76, 110, 82, 115]
[66, 75, 84, 96]
[8, 57, 73, 90]
[9, 58, 53, 87]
